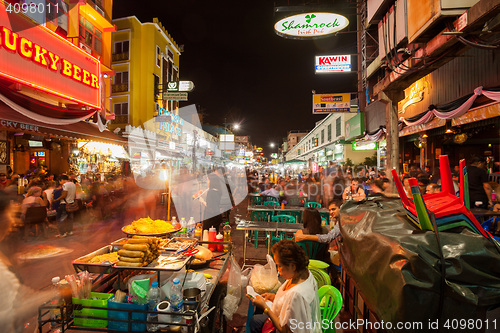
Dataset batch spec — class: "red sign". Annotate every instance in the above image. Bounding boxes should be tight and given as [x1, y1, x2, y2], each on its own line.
[457, 11, 468, 32]
[0, 4, 101, 109]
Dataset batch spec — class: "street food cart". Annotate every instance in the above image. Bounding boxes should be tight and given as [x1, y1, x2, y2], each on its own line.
[37, 226, 231, 333]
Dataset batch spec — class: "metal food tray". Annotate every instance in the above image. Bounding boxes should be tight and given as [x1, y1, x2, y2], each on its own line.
[110, 238, 128, 249]
[72, 245, 118, 274]
[114, 253, 193, 271]
[159, 237, 198, 251]
[121, 226, 181, 238]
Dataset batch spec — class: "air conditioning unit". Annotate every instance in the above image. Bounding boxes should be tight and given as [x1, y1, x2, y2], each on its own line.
[79, 42, 92, 54]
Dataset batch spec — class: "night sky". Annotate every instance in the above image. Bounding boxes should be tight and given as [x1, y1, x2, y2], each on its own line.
[114, 0, 358, 153]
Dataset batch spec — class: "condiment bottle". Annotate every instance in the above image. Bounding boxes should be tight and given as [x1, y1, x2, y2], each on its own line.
[202, 229, 210, 248]
[216, 233, 223, 251]
[194, 223, 203, 240]
[208, 227, 216, 251]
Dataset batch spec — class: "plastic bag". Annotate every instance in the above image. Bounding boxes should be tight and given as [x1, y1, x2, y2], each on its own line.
[250, 254, 280, 294]
[223, 255, 242, 320]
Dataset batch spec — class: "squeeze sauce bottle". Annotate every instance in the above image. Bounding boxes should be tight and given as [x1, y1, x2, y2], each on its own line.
[208, 227, 217, 251]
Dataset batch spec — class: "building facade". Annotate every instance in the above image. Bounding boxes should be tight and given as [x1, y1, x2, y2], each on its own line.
[0, 0, 121, 176]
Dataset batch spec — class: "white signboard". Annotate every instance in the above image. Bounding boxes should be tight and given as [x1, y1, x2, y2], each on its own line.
[274, 12, 349, 39]
[315, 55, 351, 73]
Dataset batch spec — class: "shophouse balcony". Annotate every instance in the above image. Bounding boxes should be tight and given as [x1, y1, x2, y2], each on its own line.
[112, 83, 128, 93]
[112, 52, 129, 62]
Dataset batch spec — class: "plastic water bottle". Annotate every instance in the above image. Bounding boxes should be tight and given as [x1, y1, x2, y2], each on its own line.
[223, 223, 231, 252]
[179, 218, 187, 235]
[187, 217, 196, 238]
[171, 216, 179, 236]
[169, 278, 183, 324]
[147, 282, 162, 332]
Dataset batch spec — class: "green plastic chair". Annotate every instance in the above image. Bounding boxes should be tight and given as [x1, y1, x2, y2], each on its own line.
[297, 240, 328, 260]
[281, 210, 302, 223]
[263, 196, 279, 203]
[251, 196, 263, 206]
[272, 214, 296, 223]
[305, 202, 321, 208]
[299, 197, 307, 206]
[263, 201, 280, 207]
[251, 210, 274, 249]
[318, 285, 343, 333]
[321, 217, 328, 226]
[271, 214, 296, 243]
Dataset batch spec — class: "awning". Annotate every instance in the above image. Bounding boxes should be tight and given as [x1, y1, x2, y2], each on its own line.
[452, 102, 500, 126]
[398, 118, 446, 137]
[0, 101, 126, 145]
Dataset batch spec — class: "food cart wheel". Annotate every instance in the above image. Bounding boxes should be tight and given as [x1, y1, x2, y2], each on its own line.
[204, 282, 227, 333]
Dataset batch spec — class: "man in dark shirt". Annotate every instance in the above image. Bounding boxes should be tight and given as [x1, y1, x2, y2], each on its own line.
[467, 157, 492, 209]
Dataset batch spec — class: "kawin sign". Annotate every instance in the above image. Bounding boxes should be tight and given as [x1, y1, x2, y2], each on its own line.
[274, 12, 349, 39]
[0, 3, 101, 109]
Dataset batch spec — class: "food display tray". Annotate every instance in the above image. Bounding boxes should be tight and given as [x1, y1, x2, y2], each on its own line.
[121, 226, 181, 238]
[72, 245, 118, 274]
[159, 237, 198, 251]
[114, 253, 193, 271]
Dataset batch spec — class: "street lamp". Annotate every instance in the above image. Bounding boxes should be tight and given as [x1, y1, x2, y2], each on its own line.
[270, 142, 275, 148]
[233, 124, 240, 130]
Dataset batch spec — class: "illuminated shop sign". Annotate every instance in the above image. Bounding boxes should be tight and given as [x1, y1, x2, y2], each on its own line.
[315, 55, 351, 73]
[352, 142, 377, 151]
[158, 106, 182, 137]
[313, 93, 350, 114]
[274, 12, 349, 39]
[0, 3, 101, 108]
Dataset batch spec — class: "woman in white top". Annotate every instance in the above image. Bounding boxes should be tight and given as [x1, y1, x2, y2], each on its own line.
[247, 240, 322, 333]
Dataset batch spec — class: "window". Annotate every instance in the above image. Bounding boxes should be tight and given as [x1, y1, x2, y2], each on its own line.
[115, 41, 129, 54]
[327, 124, 332, 141]
[154, 74, 160, 99]
[336, 117, 341, 137]
[115, 71, 128, 84]
[321, 130, 324, 144]
[114, 102, 128, 116]
[79, 16, 102, 54]
[47, 0, 68, 35]
[156, 46, 161, 67]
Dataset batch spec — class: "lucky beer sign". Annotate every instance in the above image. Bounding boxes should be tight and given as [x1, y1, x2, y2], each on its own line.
[0, 3, 101, 109]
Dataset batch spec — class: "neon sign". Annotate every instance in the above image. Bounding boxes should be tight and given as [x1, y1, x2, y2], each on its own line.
[0, 3, 101, 109]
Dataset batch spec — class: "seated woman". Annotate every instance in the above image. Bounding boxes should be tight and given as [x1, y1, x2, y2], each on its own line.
[302, 207, 329, 235]
[248, 240, 322, 333]
[21, 186, 47, 238]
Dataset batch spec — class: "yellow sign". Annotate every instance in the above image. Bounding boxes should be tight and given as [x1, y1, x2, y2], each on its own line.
[398, 77, 430, 114]
[312, 93, 350, 114]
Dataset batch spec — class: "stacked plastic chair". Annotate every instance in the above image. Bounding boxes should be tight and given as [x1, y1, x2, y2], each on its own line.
[391, 156, 499, 247]
[318, 285, 343, 333]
